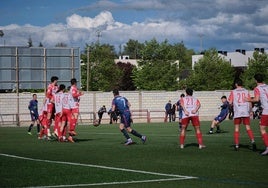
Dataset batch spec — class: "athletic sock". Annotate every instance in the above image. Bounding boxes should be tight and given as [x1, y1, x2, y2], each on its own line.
[37, 124, 40, 133]
[234, 131, 239, 146]
[121, 129, 130, 139]
[196, 133, 203, 145]
[210, 127, 213, 132]
[28, 124, 33, 132]
[216, 126, 220, 131]
[262, 133, 268, 147]
[131, 129, 142, 138]
[246, 129, 254, 141]
[180, 135, 185, 145]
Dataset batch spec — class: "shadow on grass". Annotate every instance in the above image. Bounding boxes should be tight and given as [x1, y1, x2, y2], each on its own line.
[74, 138, 94, 142]
[229, 144, 262, 153]
[184, 143, 199, 148]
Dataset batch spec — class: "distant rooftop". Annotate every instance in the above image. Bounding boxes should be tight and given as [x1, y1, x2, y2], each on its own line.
[192, 48, 266, 69]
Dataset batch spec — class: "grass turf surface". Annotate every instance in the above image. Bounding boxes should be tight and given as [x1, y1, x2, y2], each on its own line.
[0, 120, 267, 188]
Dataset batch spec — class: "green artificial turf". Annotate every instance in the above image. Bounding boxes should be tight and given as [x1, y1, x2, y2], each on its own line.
[0, 120, 267, 188]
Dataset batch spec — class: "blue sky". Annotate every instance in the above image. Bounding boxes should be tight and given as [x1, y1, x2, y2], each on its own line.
[1, 0, 268, 52]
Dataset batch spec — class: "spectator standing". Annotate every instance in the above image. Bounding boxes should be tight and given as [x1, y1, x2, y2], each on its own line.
[165, 100, 172, 122]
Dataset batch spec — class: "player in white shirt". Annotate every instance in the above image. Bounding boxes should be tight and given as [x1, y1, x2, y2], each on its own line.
[246, 74, 268, 155]
[228, 79, 256, 151]
[51, 84, 65, 141]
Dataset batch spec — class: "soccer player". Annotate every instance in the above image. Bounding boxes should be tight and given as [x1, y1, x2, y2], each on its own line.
[228, 78, 256, 151]
[97, 105, 107, 124]
[51, 84, 66, 141]
[176, 93, 185, 131]
[179, 88, 205, 149]
[44, 76, 59, 138]
[111, 89, 146, 145]
[246, 74, 268, 155]
[69, 78, 83, 136]
[27, 94, 40, 135]
[61, 86, 74, 142]
[208, 96, 229, 134]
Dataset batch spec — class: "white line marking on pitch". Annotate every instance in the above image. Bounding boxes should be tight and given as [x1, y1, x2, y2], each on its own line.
[0, 153, 196, 187]
[26, 178, 193, 188]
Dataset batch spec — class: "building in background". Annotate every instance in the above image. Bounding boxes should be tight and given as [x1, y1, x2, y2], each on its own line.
[192, 48, 266, 69]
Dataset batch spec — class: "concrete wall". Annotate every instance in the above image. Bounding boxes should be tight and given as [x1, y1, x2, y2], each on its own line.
[0, 90, 241, 126]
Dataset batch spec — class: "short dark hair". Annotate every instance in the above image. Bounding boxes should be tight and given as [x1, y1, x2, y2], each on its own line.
[113, 89, 119, 96]
[58, 84, 66, 92]
[180, 93, 185, 98]
[221, 95, 227, 99]
[70, 78, 77, 85]
[235, 78, 243, 86]
[51, 76, 59, 83]
[186, 88, 193, 96]
[254, 73, 264, 83]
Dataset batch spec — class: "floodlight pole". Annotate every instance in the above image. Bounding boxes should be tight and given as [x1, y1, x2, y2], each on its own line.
[198, 34, 204, 53]
[86, 46, 90, 91]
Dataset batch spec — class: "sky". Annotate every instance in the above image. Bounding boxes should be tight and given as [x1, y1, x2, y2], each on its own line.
[0, 0, 268, 53]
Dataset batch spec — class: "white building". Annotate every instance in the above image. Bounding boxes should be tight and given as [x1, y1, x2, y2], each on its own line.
[192, 48, 266, 69]
[114, 55, 138, 66]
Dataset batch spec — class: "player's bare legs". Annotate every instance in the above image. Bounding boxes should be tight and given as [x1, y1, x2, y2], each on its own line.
[179, 124, 187, 148]
[234, 124, 240, 150]
[260, 125, 268, 155]
[194, 126, 205, 149]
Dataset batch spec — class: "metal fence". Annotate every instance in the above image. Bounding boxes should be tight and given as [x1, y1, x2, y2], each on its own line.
[0, 46, 80, 91]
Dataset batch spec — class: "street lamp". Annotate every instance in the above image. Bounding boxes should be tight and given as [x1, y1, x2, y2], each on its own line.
[86, 46, 90, 91]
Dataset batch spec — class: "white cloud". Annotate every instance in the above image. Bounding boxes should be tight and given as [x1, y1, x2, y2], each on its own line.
[0, 3, 268, 52]
[66, 11, 115, 29]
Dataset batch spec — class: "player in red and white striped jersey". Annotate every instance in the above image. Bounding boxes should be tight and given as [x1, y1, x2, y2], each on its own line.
[179, 88, 205, 149]
[43, 76, 58, 138]
[228, 78, 256, 151]
[69, 78, 83, 137]
[51, 84, 66, 141]
[61, 87, 74, 142]
[246, 74, 268, 155]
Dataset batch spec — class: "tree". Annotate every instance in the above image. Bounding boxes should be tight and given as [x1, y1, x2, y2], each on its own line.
[80, 43, 120, 91]
[186, 49, 234, 91]
[133, 60, 179, 90]
[55, 42, 67, 47]
[0, 30, 4, 37]
[91, 59, 123, 91]
[116, 62, 136, 90]
[132, 39, 180, 90]
[243, 51, 268, 89]
[122, 39, 144, 59]
[28, 36, 33, 47]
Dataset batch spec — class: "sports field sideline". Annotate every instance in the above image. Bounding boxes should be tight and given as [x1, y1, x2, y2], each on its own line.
[0, 120, 267, 188]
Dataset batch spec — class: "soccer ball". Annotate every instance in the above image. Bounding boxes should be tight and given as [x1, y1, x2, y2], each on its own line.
[93, 119, 99, 127]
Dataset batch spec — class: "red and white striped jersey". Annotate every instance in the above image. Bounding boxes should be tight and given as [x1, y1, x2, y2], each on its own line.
[180, 95, 200, 119]
[254, 83, 268, 115]
[228, 87, 251, 118]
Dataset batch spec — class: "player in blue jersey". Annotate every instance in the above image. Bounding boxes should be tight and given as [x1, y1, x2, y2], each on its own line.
[111, 89, 146, 145]
[27, 94, 40, 135]
[208, 96, 229, 134]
